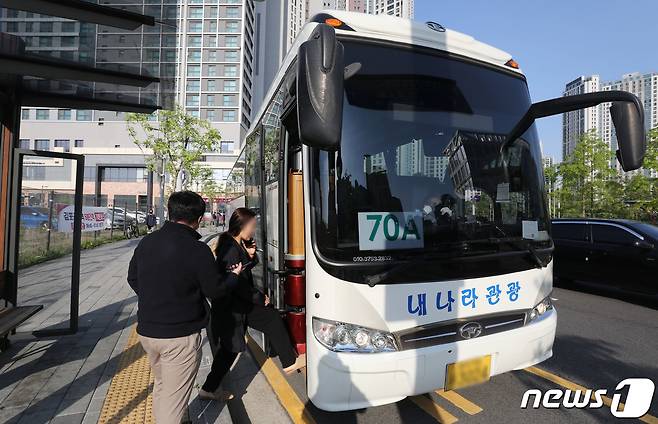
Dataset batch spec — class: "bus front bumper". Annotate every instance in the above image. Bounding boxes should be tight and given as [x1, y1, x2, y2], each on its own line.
[307, 308, 556, 412]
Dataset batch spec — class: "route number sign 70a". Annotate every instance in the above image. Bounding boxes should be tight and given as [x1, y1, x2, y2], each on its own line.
[357, 212, 424, 251]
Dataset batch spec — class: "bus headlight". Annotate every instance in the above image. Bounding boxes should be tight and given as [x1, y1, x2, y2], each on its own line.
[312, 317, 398, 353]
[528, 296, 553, 322]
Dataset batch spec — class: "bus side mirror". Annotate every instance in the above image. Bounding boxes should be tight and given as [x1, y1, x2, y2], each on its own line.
[610, 101, 645, 171]
[297, 24, 344, 151]
[502, 91, 646, 172]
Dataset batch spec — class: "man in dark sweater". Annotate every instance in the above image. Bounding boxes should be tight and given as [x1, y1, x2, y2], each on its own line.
[128, 191, 240, 424]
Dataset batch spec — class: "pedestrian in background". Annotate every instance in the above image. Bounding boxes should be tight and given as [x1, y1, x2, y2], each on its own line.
[128, 191, 240, 424]
[146, 208, 156, 233]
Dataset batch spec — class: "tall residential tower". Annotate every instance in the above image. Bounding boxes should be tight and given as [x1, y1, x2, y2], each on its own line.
[562, 72, 658, 173]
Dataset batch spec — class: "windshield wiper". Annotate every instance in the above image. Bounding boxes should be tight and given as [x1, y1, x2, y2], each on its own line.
[485, 224, 545, 268]
[486, 236, 544, 268]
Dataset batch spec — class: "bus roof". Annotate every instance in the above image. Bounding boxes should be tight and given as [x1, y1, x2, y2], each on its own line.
[325, 10, 520, 73]
[247, 10, 522, 137]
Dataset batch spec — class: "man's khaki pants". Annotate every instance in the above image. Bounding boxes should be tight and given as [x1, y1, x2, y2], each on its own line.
[139, 332, 202, 424]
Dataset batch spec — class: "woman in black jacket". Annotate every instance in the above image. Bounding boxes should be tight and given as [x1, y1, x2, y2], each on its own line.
[199, 207, 305, 400]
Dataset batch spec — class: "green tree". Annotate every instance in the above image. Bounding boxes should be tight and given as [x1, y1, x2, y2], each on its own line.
[558, 130, 616, 218]
[543, 163, 559, 217]
[644, 127, 658, 173]
[126, 106, 221, 193]
[192, 167, 223, 202]
[623, 174, 653, 220]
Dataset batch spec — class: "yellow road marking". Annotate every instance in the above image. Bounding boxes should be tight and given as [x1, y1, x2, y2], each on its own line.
[246, 335, 316, 424]
[409, 395, 459, 424]
[99, 326, 154, 424]
[525, 366, 658, 424]
[436, 389, 482, 415]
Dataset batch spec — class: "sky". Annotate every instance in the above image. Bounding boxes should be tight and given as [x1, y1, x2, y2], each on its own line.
[414, 0, 658, 161]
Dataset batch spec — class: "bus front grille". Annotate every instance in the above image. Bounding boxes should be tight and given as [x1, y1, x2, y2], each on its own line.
[394, 311, 527, 350]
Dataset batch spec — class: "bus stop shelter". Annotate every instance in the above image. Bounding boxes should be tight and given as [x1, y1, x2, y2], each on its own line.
[0, 0, 175, 347]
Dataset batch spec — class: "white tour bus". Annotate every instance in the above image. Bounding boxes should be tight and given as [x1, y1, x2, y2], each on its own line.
[224, 11, 646, 412]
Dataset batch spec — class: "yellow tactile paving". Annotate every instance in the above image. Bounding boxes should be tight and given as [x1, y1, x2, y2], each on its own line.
[98, 326, 155, 424]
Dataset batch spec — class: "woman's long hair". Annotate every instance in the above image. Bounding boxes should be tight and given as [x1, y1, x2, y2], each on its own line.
[215, 207, 257, 256]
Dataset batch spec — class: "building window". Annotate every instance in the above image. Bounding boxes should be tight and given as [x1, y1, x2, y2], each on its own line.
[36, 109, 50, 120]
[208, 6, 218, 18]
[186, 79, 200, 91]
[61, 22, 75, 32]
[188, 21, 203, 32]
[222, 110, 236, 122]
[226, 7, 240, 18]
[224, 65, 237, 77]
[224, 80, 237, 92]
[187, 49, 201, 61]
[54, 139, 70, 152]
[188, 36, 202, 47]
[186, 95, 200, 107]
[23, 167, 46, 181]
[187, 65, 201, 77]
[208, 65, 217, 77]
[204, 35, 217, 47]
[21, 109, 30, 120]
[226, 21, 239, 33]
[207, 94, 216, 106]
[60, 37, 75, 47]
[188, 7, 203, 18]
[188, 110, 200, 118]
[208, 21, 217, 33]
[76, 110, 92, 121]
[223, 95, 234, 106]
[58, 109, 71, 120]
[74, 139, 84, 148]
[225, 51, 238, 61]
[207, 109, 216, 121]
[39, 37, 53, 47]
[35, 139, 49, 150]
[225, 36, 238, 48]
[101, 167, 145, 182]
[19, 139, 30, 149]
[164, 50, 176, 61]
[220, 141, 234, 153]
[207, 80, 217, 91]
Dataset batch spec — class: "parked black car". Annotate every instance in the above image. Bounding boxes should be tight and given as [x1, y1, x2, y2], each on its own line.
[551, 219, 658, 295]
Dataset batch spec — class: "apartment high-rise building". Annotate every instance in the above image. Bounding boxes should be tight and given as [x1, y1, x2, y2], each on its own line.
[252, 0, 414, 114]
[177, 0, 257, 148]
[2, 1, 259, 207]
[368, 0, 414, 18]
[0, 2, 177, 207]
[562, 75, 600, 159]
[562, 72, 658, 174]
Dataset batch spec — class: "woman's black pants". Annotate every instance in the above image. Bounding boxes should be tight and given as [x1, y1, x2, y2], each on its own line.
[202, 305, 297, 392]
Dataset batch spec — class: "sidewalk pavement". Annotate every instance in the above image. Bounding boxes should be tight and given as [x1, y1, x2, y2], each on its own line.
[0, 234, 291, 424]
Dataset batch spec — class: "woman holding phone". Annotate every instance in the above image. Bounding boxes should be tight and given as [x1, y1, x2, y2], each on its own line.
[199, 207, 306, 401]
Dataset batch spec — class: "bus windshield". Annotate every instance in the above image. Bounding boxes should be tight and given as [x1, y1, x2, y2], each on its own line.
[310, 40, 550, 282]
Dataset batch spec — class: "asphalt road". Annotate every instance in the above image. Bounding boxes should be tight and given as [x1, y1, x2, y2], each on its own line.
[269, 285, 658, 424]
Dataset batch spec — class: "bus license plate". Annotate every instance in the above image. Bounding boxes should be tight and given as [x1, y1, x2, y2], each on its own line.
[445, 355, 491, 391]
